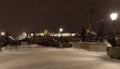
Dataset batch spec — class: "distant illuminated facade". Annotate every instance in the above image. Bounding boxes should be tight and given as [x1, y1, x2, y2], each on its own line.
[28, 32, 76, 38]
[27, 29, 76, 38]
[50, 33, 76, 37]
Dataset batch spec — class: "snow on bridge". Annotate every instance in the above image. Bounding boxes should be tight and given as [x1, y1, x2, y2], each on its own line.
[0, 45, 119, 69]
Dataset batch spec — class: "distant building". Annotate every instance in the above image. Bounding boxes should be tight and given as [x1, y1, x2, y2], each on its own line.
[28, 32, 76, 38]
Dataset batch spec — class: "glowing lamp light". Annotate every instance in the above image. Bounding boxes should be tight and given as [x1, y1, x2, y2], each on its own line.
[1, 32, 5, 36]
[59, 28, 63, 32]
[110, 13, 118, 21]
[30, 33, 34, 36]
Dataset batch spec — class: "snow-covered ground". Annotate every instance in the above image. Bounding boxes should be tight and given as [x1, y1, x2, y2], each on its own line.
[0, 45, 120, 69]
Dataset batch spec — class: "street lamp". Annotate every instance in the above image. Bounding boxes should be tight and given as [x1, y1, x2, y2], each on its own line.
[59, 28, 63, 33]
[110, 13, 118, 21]
[59, 28, 63, 37]
[1, 32, 5, 36]
[110, 12, 118, 35]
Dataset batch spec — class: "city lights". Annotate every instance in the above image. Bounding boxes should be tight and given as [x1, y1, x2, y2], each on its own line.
[30, 33, 34, 36]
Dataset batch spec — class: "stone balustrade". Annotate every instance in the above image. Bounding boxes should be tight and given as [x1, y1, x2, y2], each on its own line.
[72, 42, 107, 52]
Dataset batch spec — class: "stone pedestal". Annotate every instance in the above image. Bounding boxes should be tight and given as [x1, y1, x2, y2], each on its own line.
[107, 47, 120, 59]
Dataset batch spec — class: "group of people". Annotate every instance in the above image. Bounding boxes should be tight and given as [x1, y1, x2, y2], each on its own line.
[42, 39, 59, 47]
[11, 40, 21, 47]
[0, 40, 21, 51]
[107, 37, 118, 47]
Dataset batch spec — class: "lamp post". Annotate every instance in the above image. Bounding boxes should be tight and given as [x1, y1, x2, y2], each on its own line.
[110, 12, 118, 36]
[110, 12, 118, 47]
[59, 28, 63, 37]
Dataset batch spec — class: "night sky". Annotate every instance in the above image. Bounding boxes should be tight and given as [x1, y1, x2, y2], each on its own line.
[0, 0, 120, 33]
